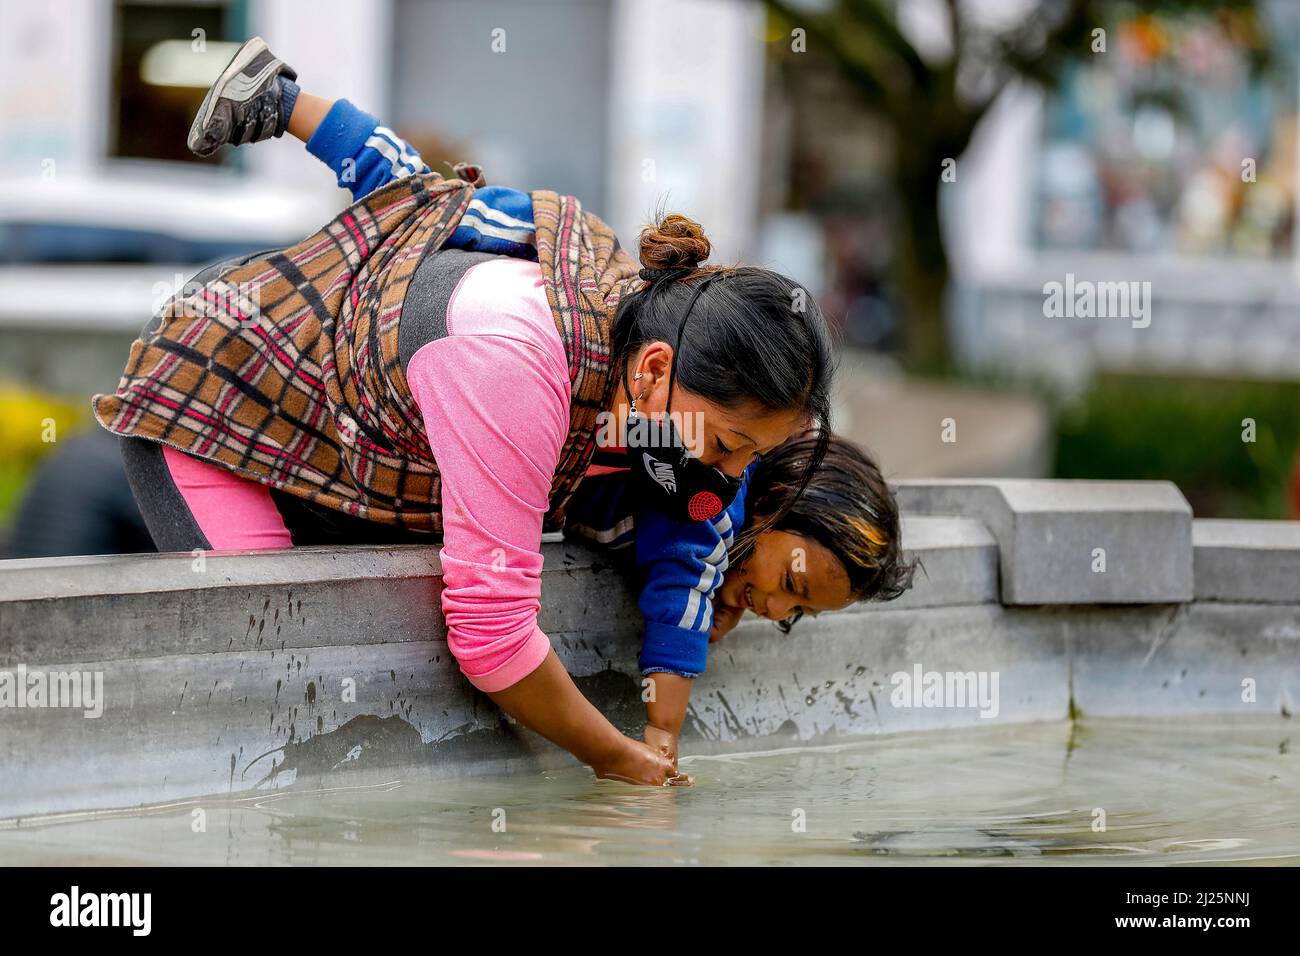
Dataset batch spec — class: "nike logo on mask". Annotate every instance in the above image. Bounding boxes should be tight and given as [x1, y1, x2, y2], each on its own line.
[642, 453, 677, 494]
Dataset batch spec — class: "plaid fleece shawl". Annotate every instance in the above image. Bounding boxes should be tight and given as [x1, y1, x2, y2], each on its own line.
[92, 172, 639, 533]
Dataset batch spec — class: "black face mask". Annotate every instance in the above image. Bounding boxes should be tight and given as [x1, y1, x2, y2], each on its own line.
[621, 268, 743, 523]
[624, 410, 742, 522]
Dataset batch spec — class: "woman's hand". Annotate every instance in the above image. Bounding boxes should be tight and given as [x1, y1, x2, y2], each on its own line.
[489, 650, 683, 785]
[593, 736, 689, 786]
[485, 650, 689, 786]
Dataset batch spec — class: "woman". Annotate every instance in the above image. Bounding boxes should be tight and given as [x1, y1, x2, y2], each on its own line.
[93, 39, 834, 787]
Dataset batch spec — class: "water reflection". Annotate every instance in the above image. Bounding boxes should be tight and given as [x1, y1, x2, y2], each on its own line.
[1, 717, 1296, 866]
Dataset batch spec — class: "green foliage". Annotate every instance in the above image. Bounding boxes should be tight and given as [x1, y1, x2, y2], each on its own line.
[0, 385, 88, 527]
[1053, 374, 1300, 517]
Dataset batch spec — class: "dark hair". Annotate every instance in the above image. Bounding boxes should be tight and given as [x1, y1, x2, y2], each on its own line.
[613, 212, 835, 532]
[744, 433, 915, 631]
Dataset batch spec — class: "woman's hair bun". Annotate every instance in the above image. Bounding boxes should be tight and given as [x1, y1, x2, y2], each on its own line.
[638, 213, 711, 271]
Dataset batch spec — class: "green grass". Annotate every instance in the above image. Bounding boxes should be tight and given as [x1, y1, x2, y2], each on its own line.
[1052, 373, 1300, 518]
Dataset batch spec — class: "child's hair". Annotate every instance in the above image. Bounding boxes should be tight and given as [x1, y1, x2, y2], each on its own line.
[743, 433, 915, 630]
[612, 211, 835, 531]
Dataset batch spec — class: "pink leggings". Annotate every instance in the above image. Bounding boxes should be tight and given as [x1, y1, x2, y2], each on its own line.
[161, 445, 294, 550]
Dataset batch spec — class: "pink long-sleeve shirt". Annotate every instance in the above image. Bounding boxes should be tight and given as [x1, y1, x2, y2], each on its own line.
[164, 258, 572, 692]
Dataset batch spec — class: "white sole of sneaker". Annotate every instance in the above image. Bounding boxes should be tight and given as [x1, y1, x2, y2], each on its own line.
[186, 36, 270, 155]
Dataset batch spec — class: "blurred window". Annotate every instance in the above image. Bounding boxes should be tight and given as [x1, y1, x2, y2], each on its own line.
[1034, 5, 1300, 260]
[110, 0, 242, 165]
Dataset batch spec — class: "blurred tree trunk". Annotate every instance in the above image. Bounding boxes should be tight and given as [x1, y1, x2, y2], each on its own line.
[892, 87, 978, 372]
[763, 0, 1098, 370]
[893, 142, 950, 372]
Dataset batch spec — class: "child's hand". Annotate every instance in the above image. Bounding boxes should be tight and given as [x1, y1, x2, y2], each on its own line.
[644, 724, 679, 764]
[644, 725, 693, 786]
[709, 603, 743, 643]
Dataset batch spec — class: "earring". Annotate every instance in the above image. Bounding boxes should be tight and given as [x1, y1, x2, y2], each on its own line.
[630, 373, 645, 420]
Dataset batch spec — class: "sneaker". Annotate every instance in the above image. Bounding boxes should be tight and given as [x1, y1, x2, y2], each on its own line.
[187, 37, 298, 157]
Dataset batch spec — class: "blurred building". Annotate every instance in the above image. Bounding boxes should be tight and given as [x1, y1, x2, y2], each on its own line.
[948, 3, 1300, 392]
[0, 0, 767, 398]
[0, 0, 775, 552]
[6, 0, 1296, 508]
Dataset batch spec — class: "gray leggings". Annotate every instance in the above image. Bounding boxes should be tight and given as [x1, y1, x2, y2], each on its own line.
[118, 436, 212, 552]
[118, 436, 440, 552]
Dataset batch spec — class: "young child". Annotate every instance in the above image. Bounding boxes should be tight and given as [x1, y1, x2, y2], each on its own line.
[566, 433, 914, 761]
[187, 38, 912, 769]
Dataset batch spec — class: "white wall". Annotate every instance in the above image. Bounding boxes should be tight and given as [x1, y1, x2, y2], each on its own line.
[247, 0, 394, 192]
[388, 0, 612, 209]
[604, 0, 766, 263]
[945, 82, 1043, 284]
[0, 0, 111, 176]
[0, 0, 388, 194]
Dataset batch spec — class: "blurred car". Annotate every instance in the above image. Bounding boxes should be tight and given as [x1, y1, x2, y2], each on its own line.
[0, 168, 337, 264]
